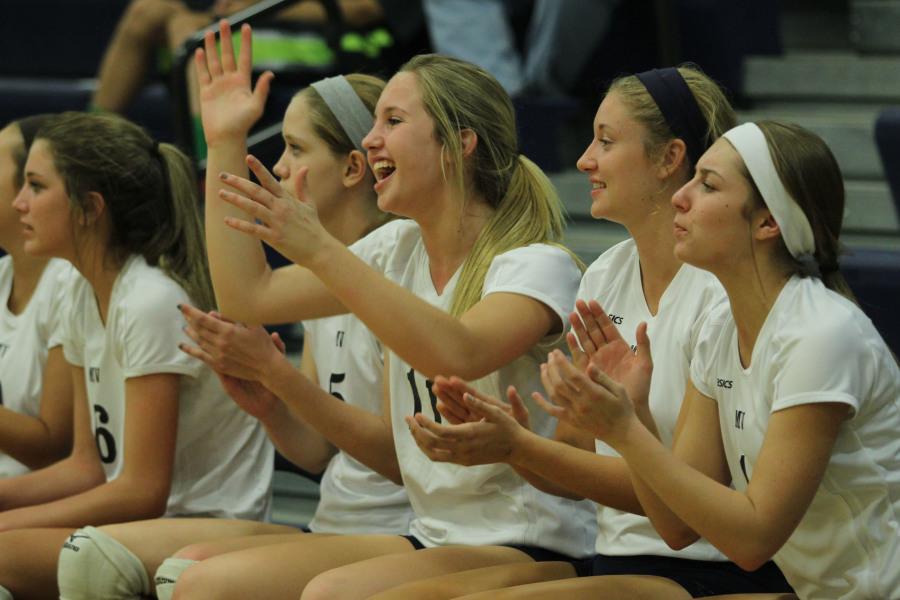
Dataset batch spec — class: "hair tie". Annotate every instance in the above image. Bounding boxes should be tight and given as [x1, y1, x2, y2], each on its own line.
[310, 76, 373, 152]
[819, 259, 840, 276]
[635, 68, 709, 167]
[722, 123, 815, 260]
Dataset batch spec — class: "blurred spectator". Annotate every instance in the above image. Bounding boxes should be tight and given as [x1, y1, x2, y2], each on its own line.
[422, 0, 620, 98]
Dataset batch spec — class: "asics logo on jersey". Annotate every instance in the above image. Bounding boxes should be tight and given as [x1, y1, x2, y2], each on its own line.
[735, 409, 746, 430]
[336, 330, 345, 347]
[89, 367, 101, 383]
[0, 343, 8, 357]
[608, 314, 624, 325]
[716, 378, 733, 389]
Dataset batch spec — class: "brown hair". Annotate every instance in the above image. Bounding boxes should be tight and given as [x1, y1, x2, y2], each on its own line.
[742, 120, 856, 301]
[37, 112, 215, 310]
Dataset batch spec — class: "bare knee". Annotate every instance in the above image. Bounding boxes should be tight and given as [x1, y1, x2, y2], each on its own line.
[172, 541, 221, 562]
[301, 569, 356, 600]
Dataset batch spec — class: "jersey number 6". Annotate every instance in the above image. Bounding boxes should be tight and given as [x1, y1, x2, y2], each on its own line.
[93, 404, 118, 464]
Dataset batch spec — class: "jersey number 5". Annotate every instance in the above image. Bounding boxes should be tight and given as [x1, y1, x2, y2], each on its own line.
[329, 372, 346, 401]
[93, 404, 118, 464]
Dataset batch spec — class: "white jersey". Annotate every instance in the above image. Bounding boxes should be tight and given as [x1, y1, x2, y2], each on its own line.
[60, 256, 273, 520]
[0, 258, 72, 477]
[691, 276, 900, 600]
[304, 313, 413, 534]
[580, 240, 727, 560]
[351, 220, 597, 557]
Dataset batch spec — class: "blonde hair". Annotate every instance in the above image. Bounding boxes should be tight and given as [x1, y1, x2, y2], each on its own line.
[399, 54, 581, 317]
[38, 112, 216, 311]
[608, 65, 737, 166]
[296, 73, 390, 233]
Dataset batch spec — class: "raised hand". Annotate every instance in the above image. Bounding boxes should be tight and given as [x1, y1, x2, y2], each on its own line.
[177, 304, 284, 382]
[405, 386, 530, 466]
[217, 155, 334, 267]
[533, 349, 636, 443]
[569, 299, 653, 409]
[194, 20, 273, 145]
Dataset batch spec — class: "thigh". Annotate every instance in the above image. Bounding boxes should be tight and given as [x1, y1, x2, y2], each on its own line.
[692, 593, 797, 600]
[302, 544, 539, 600]
[100, 517, 296, 575]
[461, 574, 694, 600]
[370, 561, 578, 600]
[0, 528, 75, 600]
[174, 534, 415, 600]
[176, 531, 330, 561]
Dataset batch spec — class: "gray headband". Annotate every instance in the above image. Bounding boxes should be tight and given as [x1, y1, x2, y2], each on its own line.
[310, 76, 373, 152]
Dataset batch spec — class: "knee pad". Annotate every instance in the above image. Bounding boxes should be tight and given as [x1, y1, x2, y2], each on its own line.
[57, 526, 150, 600]
[0, 584, 13, 600]
[153, 557, 197, 600]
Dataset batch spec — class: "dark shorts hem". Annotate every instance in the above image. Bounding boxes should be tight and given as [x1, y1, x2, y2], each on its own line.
[580, 554, 793, 598]
[400, 536, 580, 566]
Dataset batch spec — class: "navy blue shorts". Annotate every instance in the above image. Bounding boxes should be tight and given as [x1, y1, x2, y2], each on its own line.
[401, 535, 579, 564]
[576, 554, 793, 598]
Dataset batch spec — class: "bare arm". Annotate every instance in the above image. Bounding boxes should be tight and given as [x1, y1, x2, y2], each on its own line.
[627, 383, 732, 550]
[0, 373, 181, 530]
[180, 305, 401, 483]
[255, 332, 337, 474]
[0, 366, 104, 514]
[262, 351, 401, 484]
[0, 346, 73, 469]
[197, 21, 343, 324]
[414, 379, 643, 508]
[578, 367, 849, 571]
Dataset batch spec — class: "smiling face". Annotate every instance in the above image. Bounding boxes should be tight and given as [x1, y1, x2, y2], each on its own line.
[362, 71, 445, 219]
[671, 138, 760, 272]
[273, 96, 350, 231]
[576, 91, 665, 225]
[12, 139, 76, 259]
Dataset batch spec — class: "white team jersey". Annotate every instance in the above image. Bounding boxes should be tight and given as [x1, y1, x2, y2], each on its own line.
[304, 313, 413, 534]
[60, 256, 274, 520]
[350, 220, 597, 557]
[580, 240, 727, 560]
[0, 258, 72, 477]
[691, 275, 900, 600]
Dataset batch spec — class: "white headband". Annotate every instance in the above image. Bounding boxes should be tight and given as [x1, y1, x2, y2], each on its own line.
[722, 123, 815, 259]
[310, 76, 373, 153]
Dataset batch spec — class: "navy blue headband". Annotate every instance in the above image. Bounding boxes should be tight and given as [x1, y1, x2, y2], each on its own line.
[635, 68, 708, 167]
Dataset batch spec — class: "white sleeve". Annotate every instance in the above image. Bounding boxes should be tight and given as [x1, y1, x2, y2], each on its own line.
[114, 282, 203, 379]
[689, 307, 729, 400]
[770, 318, 867, 417]
[482, 244, 582, 332]
[349, 220, 419, 276]
[44, 262, 77, 350]
[60, 274, 86, 367]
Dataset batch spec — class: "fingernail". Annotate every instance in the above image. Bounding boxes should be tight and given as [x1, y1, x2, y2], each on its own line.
[176, 304, 182, 311]
[219, 172, 227, 179]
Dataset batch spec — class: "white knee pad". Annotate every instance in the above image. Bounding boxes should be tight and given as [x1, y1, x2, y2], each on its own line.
[0, 584, 13, 600]
[153, 557, 197, 600]
[57, 526, 150, 600]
